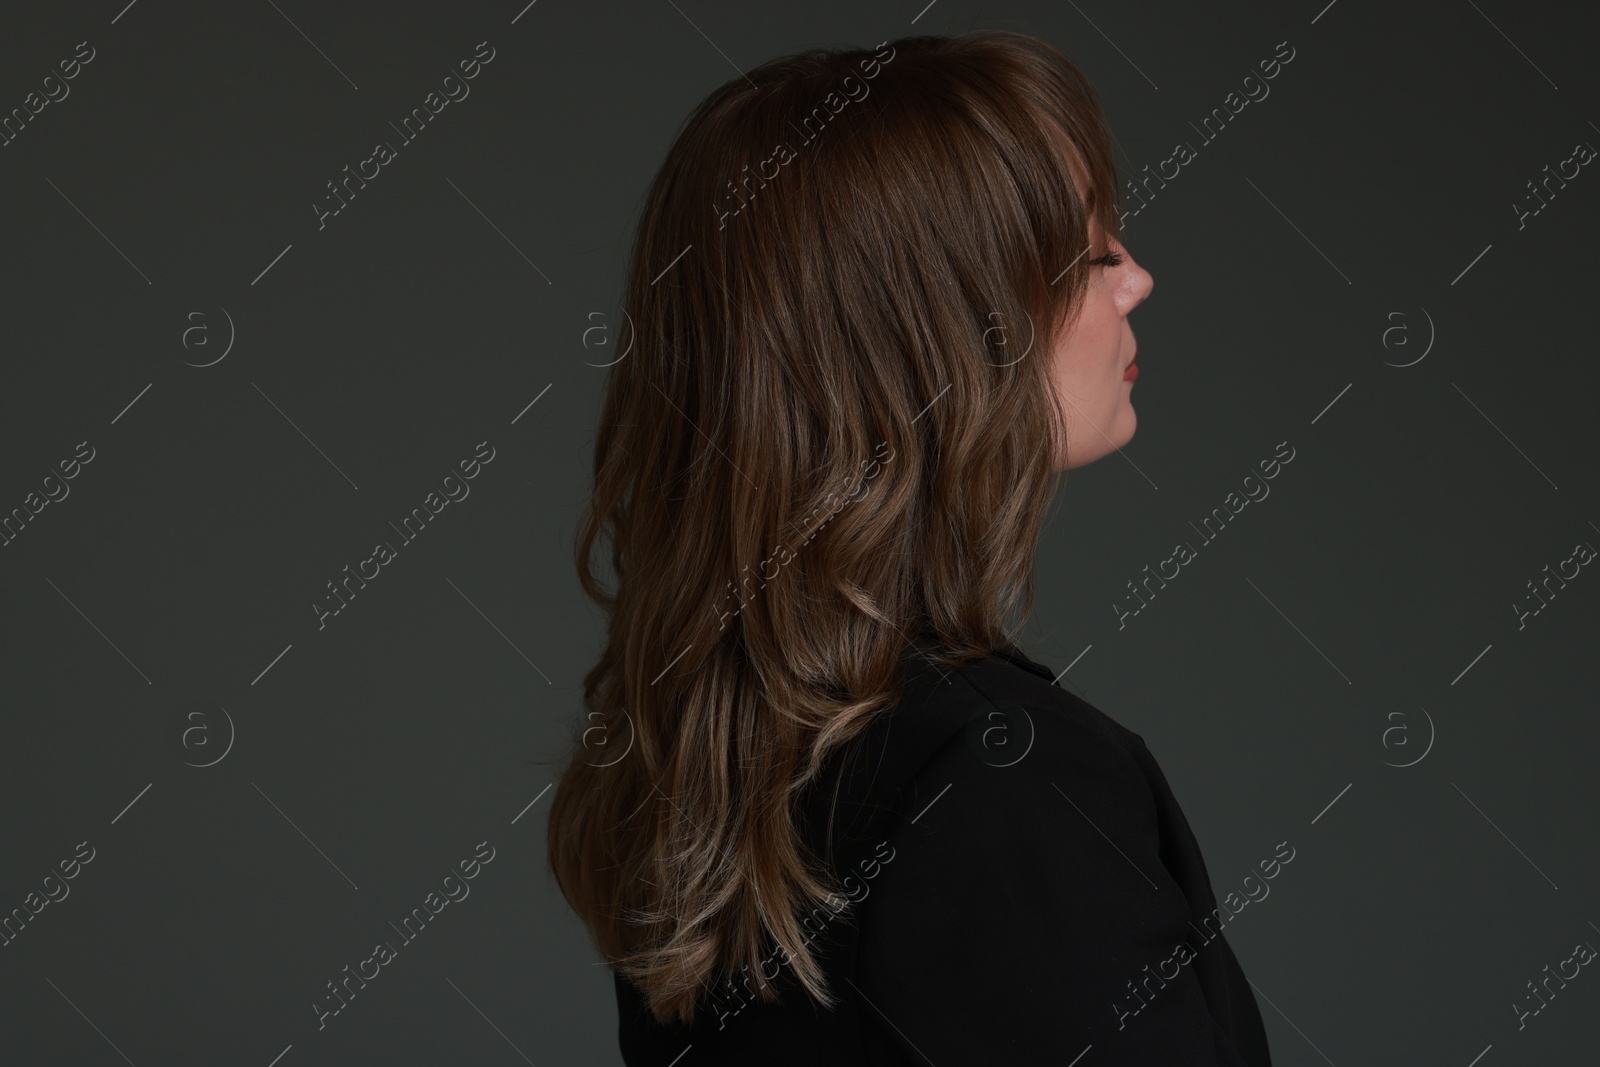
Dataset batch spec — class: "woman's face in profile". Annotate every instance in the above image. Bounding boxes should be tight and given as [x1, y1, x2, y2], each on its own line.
[1048, 137, 1154, 472]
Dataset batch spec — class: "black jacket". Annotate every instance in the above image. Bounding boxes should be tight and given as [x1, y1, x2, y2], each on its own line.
[616, 637, 1274, 1065]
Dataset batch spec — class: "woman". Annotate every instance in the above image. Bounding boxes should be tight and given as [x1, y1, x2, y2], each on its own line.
[546, 29, 1273, 1065]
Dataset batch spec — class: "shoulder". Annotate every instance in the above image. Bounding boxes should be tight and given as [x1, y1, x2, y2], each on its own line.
[803, 643, 1154, 864]
[812, 642, 1173, 914]
[930, 645, 1152, 773]
[846, 648, 1214, 1058]
[879, 644, 1166, 889]
[808, 643, 1161, 847]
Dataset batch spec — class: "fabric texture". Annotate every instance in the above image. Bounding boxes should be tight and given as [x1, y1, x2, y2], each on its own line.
[614, 636, 1274, 1065]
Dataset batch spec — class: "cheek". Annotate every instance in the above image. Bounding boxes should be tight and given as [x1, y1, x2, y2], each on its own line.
[1061, 301, 1121, 382]
[1049, 289, 1123, 396]
[1085, 296, 1123, 367]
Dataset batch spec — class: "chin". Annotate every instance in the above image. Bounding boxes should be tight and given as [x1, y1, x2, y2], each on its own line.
[1114, 397, 1137, 438]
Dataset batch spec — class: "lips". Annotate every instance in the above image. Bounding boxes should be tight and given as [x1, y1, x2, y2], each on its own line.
[1123, 360, 1139, 382]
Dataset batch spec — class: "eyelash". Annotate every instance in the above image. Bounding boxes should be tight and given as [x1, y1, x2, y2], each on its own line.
[1089, 249, 1125, 269]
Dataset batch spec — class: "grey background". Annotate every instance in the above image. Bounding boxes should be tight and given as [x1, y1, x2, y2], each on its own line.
[0, 0, 1595, 1063]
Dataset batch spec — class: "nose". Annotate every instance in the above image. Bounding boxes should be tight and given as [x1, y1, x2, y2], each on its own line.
[1113, 243, 1153, 314]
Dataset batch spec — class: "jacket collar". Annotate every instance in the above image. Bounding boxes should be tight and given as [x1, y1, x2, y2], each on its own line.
[906, 624, 1058, 684]
[993, 642, 1058, 683]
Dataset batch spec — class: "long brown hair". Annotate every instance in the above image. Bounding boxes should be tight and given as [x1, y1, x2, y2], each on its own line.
[546, 29, 1122, 1026]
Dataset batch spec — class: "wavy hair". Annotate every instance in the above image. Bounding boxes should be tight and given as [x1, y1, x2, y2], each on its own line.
[545, 29, 1123, 1026]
